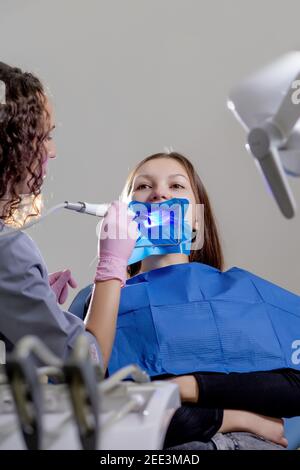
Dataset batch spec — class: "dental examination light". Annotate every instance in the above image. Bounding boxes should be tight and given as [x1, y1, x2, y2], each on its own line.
[228, 51, 300, 219]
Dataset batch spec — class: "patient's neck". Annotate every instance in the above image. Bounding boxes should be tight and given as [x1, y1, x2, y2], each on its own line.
[140, 253, 189, 274]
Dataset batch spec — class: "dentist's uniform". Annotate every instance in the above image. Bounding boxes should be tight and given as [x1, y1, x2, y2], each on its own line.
[0, 224, 101, 363]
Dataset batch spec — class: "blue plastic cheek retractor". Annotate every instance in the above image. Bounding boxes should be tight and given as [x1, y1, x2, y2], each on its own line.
[127, 198, 193, 265]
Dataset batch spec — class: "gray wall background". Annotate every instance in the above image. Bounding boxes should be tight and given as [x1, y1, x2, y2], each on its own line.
[1, 0, 300, 304]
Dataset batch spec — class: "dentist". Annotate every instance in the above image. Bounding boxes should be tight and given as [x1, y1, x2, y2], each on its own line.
[0, 62, 138, 363]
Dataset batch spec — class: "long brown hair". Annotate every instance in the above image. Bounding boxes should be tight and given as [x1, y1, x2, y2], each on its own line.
[0, 62, 50, 225]
[123, 152, 224, 277]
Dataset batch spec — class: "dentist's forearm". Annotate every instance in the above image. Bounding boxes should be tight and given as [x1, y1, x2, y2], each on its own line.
[84, 279, 122, 372]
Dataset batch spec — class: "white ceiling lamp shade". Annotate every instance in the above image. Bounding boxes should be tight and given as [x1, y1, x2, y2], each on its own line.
[228, 52, 300, 219]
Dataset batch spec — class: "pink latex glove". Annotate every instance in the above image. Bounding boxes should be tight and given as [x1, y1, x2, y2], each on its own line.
[95, 200, 139, 287]
[49, 269, 78, 304]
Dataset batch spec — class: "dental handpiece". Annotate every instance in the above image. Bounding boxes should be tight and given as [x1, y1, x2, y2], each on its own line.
[0, 201, 111, 237]
[64, 201, 110, 217]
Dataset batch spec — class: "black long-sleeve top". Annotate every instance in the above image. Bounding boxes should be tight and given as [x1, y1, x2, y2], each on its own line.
[152, 369, 300, 448]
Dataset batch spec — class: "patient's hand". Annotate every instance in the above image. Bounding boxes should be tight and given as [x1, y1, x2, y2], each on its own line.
[49, 269, 78, 304]
[220, 410, 288, 448]
[166, 376, 288, 447]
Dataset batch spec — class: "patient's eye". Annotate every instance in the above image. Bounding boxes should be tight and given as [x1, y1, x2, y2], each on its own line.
[135, 184, 152, 190]
[170, 183, 185, 189]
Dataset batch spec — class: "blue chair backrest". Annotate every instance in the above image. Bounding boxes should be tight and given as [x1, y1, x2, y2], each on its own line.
[285, 417, 300, 450]
[69, 284, 93, 320]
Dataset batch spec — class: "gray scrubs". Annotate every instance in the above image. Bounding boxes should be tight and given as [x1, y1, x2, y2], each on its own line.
[0, 227, 102, 364]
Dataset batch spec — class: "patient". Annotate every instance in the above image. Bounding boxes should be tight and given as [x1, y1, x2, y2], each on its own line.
[83, 152, 300, 450]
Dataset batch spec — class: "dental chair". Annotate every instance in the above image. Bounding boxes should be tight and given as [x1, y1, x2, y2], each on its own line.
[68, 286, 300, 451]
[68, 284, 92, 320]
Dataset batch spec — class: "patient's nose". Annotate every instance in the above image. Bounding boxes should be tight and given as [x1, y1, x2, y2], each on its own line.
[149, 189, 170, 203]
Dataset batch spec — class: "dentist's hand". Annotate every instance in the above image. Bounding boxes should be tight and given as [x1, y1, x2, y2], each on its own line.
[94, 200, 139, 287]
[49, 269, 78, 304]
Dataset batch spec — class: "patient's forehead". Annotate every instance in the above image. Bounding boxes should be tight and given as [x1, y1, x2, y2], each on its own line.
[135, 158, 189, 180]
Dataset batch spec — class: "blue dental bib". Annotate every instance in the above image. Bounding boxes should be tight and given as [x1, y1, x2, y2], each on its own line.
[107, 262, 300, 377]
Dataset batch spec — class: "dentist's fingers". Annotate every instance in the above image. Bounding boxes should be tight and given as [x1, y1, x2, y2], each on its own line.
[53, 269, 71, 291]
[49, 270, 63, 286]
[49, 269, 78, 304]
[50, 270, 71, 298]
[68, 274, 78, 289]
[58, 282, 69, 305]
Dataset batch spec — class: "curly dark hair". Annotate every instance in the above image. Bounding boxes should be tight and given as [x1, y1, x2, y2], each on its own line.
[123, 152, 224, 277]
[0, 62, 50, 224]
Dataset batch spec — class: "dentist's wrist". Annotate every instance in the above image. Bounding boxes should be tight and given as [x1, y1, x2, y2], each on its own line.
[94, 256, 128, 287]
